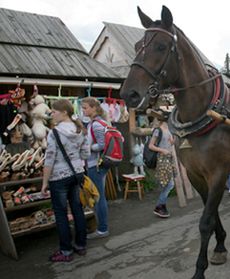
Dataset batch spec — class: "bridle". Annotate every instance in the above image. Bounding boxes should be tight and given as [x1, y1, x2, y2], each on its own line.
[131, 27, 179, 105]
[130, 26, 228, 137]
[131, 26, 221, 109]
[133, 27, 178, 79]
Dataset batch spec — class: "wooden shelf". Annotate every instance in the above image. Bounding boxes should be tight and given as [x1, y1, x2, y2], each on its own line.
[0, 177, 42, 191]
[11, 209, 94, 238]
[0, 176, 44, 259]
[5, 198, 51, 213]
[11, 221, 56, 237]
[0, 175, 96, 259]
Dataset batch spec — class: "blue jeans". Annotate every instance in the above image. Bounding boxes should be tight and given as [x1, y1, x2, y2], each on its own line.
[88, 166, 109, 232]
[49, 174, 86, 252]
[156, 178, 174, 206]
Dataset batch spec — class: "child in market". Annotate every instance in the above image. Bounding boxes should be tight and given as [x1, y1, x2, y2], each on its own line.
[41, 99, 90, 262]
[148, 111, 175, 218]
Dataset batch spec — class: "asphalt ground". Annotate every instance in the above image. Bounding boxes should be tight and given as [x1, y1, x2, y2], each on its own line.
[1, 188, 230, 279]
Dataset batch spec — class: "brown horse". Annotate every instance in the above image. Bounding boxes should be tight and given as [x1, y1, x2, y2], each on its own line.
[120, 5, 230, 279]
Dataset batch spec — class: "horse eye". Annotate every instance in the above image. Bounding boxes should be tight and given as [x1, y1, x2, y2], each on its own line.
[156, 43, 167, 52]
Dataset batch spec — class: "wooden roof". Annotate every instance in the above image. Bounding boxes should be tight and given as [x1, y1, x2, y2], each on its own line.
[90, 22, 144, 77]
[0, 8, 120, 80]
[102, 22, 144, 64]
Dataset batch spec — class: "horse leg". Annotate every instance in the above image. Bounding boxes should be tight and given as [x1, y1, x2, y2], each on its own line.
[191, 203, 215, 279]
[210, 212, 227, 265]
[192, 184, 226, 279]
[185, 173, 208, 279]
[194, 185, 227, 265]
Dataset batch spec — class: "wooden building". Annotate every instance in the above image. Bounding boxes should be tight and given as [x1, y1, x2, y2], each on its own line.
[0, 8, 136, 170]
[0, 8, 123, 95]
[90, 22, 144, 78]
[0, 8, 125, 260]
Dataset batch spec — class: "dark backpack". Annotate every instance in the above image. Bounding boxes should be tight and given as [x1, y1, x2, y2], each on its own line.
[91, 119, 124, 168]
[143, 127, 162, 169]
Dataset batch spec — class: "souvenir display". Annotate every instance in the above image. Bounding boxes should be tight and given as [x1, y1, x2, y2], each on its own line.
[0, 85, 123, 258]
[1, 186, 50, 208]
[9, 208, 55, 233]
[130, 138, 145, 176]
[29, 94, 51, 149]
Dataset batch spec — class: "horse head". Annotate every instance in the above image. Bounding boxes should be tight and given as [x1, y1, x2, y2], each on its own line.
[120, 6, 180, 110]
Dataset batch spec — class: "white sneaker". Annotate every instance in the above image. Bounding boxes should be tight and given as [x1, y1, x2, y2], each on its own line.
[87, 230, 109, 239]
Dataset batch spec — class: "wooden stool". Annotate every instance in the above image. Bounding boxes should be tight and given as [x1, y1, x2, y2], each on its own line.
[122, 174, 145, 200]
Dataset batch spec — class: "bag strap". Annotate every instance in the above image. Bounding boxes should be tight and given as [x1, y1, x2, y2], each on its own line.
[153, 127, 163, 146]
[52, 128, 82, 187]
[90, 119, 107, 143]
[157, 127, 163, 145]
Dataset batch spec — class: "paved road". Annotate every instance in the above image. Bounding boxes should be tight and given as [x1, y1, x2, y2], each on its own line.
[1, 190, 230, 279]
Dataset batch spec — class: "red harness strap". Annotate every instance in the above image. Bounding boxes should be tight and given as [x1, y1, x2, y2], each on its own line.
[195, 76, 221, 136]
[194, 120, 220, 136]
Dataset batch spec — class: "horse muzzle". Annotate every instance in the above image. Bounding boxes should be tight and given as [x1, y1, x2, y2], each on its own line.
[120, 89, 147, 110]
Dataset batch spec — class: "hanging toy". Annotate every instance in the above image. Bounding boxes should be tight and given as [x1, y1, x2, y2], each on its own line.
[130, 138, 145, 176]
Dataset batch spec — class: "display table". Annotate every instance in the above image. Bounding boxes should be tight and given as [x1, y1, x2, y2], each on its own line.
[0, 177, 95, 259]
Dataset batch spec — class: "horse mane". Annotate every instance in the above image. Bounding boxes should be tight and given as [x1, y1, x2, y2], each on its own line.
[173, 24, 217, 71]
[151, 20, 213, 69]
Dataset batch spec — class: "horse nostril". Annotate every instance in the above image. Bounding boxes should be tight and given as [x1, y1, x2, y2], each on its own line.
[126, 90, 141, 108]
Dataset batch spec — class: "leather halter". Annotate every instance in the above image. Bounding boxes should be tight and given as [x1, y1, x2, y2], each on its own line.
[132, 27, 221, 99]
[132, 27, 178, 83]
[131, 26, 228, 137]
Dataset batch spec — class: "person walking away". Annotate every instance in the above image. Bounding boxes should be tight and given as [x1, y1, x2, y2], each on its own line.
[148, 115, 175, 218]
[41, 99, 90, 262]
[81, 97, 110, 239]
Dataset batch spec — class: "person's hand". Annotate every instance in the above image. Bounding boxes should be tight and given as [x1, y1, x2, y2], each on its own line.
[161, 149, 170, 155]
[41, 183, 49, 197]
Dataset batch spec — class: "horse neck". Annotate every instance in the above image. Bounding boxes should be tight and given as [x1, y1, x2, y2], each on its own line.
[173, 36, 214, 122]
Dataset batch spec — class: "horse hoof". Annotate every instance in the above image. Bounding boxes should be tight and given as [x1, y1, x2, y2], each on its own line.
[210, 251, 227, 265]
[191, 274, 205, 279]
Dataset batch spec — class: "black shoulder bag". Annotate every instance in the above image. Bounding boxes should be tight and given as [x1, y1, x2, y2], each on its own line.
[143, 127, 163, 169]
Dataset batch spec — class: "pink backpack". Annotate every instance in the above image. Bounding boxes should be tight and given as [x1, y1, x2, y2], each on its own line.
[91, 119, 124, 168]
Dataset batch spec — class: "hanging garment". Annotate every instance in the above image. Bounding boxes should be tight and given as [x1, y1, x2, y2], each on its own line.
[112, 103, 121, 122]
[118, 105, 129, 123]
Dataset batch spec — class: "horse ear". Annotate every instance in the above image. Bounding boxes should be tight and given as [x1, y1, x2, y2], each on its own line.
[161, 5, 173, 29]
[137, 6, 154, 28]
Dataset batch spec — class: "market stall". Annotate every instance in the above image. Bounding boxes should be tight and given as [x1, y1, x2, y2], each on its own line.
[0, 83, 129, 259]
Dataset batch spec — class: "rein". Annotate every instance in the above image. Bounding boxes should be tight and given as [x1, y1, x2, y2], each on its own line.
[151, 73, 222, 95]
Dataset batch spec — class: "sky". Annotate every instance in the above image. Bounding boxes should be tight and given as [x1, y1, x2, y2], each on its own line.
[0, 0, 230, 67]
